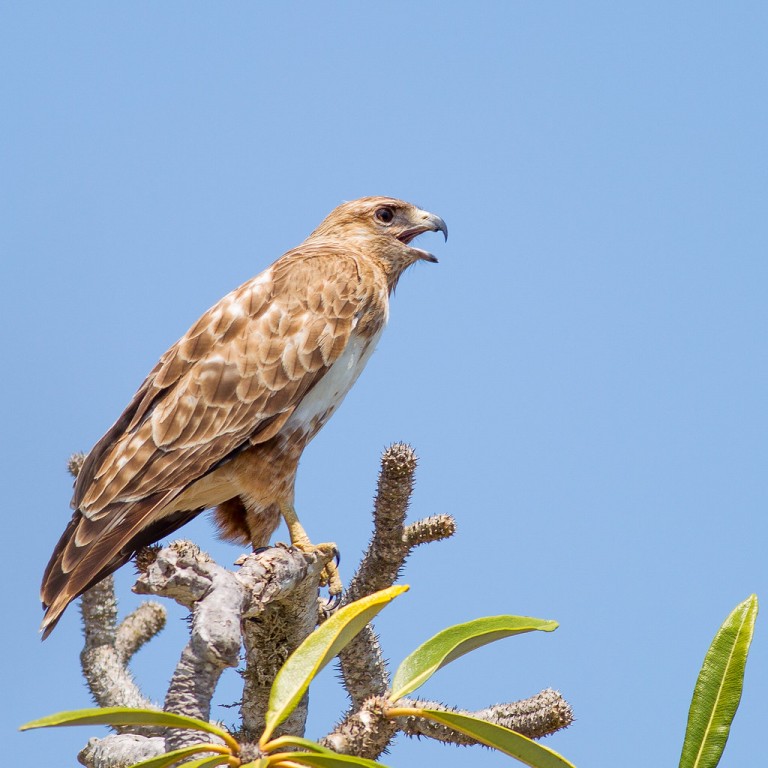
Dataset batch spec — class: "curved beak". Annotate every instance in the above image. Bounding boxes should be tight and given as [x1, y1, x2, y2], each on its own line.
[423, 211, 448, 241]
[398, 209, 448, 263]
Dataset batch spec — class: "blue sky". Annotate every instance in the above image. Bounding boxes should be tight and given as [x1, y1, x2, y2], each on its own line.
[2, 3, 766, 767]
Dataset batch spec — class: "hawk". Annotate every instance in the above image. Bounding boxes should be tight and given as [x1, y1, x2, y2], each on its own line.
[40, 197, 447, 637]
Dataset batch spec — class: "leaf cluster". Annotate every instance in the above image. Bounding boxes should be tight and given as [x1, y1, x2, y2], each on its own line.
[21, 592, 758, 768]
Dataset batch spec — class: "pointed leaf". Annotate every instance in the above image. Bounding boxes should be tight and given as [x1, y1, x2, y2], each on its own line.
[271, 752, 391, 768]
[418, 709, 576, 768]
[262, 585, 408, 744]
[20, 706, 239, 753]
[128, 744, 229, 768]
[391, 615, 558, 700]
[678, 594, 758, 768]
[162, 757, 230, 768]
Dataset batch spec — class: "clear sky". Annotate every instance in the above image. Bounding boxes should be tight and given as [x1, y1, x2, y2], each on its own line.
[2, 3, 766, 767]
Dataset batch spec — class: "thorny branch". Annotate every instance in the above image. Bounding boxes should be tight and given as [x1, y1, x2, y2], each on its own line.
[395, 690, 574, 743]
[68, 443, 574, 768]
[80, 576, 161, 714]
[319, 690, 573, 758]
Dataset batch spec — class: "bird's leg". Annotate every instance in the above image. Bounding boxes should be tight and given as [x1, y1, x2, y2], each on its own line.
[279, 501, 342, 600]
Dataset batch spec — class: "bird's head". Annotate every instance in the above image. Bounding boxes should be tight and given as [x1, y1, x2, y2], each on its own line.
[309, 197, 448, 280]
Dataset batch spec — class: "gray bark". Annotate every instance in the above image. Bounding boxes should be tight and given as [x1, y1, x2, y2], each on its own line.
[69, 444, 573, 768]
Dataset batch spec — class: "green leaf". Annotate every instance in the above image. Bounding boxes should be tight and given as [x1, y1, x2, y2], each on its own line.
[127, 744, 228, 768]
[264, 735, 335, 755]
[418, 709, 576, 768]
[390, 615, 558, 700]
[19, 706, 239, 753]
[678, 594, 759, 768]
[159, 757, 230, 768]
[271, 752, 391, 768]
[261, 585, 408, 744]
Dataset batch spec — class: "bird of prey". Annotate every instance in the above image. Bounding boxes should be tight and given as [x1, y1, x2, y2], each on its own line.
[40, 196, 447, 637]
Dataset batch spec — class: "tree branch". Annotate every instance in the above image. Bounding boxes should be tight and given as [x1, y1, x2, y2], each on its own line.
[337, 444, 456, 710]
[345, 442, 421, 602]
[395, 690, 574, 743]
[78, 734, 165, 768]
[321, 689, 573, 757]
[133, 540, 244, 750]
[64, 446, 576, 768]
[115, 602, 166, 662]
[321, 696, 397, 760]
[80, 575, 160, 714]
[237, 544, 334, 746]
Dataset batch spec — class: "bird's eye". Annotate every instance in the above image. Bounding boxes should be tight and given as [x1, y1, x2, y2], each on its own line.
[374, 207, 395, 224]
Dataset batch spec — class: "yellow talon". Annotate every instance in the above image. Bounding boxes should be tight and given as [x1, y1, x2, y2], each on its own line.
[279, 502, 342, 603]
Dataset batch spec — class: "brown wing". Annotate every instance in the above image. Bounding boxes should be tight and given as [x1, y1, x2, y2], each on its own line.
[41, 245, 385, 635]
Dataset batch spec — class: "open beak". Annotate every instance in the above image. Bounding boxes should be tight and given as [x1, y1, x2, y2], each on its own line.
[398, 210, 448, 263]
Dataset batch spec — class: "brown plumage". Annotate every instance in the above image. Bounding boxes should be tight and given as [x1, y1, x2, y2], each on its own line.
[40, 197, 447, 637]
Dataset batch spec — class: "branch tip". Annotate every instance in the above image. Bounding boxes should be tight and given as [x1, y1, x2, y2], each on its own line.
[67, 452, 86, 478]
